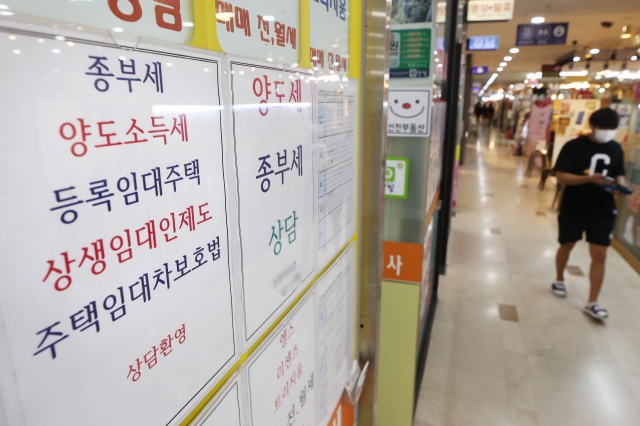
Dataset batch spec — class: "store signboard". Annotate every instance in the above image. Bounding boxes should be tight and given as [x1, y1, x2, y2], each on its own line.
[466, 0, 514, 22]
[541, 64, 562, 77]
[385, 158, 410, 199]
[382, 241, 423, 283]
[516, 22, 569, 46]
[390, 28, 431, 78]
[467, 36, 500, 51]
[471, 66, 489, 75]
[387, 88, 432, 136]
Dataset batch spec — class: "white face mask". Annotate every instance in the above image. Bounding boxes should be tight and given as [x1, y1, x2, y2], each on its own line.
[593, 129, 616, 143]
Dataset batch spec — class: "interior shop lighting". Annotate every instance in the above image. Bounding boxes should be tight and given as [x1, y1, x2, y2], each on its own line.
[590, 48, 600, 54]
[504, 56, 513, 61]
[531, 17, 545, 24]
[500, 62, 508, 67]
[621, 25, 632, 39]
[599, 87, 606, 93]
[510, 48, 519, 54]
[497, 67, 504, 71]
[631, 56, 638, 61]
[559, 70, 588, 76]
[526, 72, 542, 79]
[573, 56, 580, 62]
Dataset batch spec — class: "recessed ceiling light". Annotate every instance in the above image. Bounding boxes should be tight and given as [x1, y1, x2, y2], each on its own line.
[13, 49, 20, 54]
[631, 56, 638, 61]
[510, 48, 519, 54]
[497, 67, 504, 71]
[52, 49, 61, 54]
[590, 48, 600, 54]
[531, 17, 545, 24]
[573, 56, 580, 62]
[500, 62, 507, 67]
[504, 56, 512, 61]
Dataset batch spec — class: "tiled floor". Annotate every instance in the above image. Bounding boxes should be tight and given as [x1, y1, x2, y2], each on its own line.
[414, 129, 640, 426]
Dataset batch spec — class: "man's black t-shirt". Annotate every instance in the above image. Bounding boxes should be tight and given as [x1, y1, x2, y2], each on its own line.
[554, 135, 625, 221]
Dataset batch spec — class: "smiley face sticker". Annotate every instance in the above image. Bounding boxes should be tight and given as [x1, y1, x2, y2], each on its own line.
[387, 88, 432, 137]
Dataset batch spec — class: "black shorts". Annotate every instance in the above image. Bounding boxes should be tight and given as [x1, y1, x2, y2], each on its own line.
[558, 214, 614, 247]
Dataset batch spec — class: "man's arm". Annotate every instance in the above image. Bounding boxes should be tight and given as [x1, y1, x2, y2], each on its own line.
[555, 171, 610, 186]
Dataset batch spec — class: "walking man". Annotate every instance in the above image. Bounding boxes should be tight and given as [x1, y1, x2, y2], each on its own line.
[552, 108, 627, 320]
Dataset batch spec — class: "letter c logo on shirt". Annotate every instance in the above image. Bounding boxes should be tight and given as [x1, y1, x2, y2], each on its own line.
[589, 154, 611, 176]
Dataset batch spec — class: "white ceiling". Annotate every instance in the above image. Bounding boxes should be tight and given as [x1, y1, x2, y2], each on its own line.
[467, 0, 640, 86]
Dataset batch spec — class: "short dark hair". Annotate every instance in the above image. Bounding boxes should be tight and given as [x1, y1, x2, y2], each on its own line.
[589, 107, 619, 129]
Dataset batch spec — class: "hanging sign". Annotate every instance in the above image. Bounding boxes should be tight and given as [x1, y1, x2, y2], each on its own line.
[387, 88, 432, 136]
[471, 66, 489, 75]
[466, 0, 514, 22]
[0, 34, 236, 426]
[541, 64, 562, 77]
[467, 36, 500, 51]
[516, 23, 569, 46]
[390, 27, 431, 78]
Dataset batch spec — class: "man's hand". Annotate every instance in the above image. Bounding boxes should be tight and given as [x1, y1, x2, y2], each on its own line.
[589, 173, 612, 186]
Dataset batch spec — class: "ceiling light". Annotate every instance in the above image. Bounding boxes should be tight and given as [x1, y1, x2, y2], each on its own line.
[504, 56, 512, 61]
[621, 25, 632, 39]
[599, 88, 605, 93]
[13, 49, 20, 54]
[632, 56, 638, 61]
[590, 48, 600, 54]
[54, 36, 65, 41]
[559, 70, 588, 77]
[558, 94, 564, 100]
[0, 5, 9, 9]
[595, 75, 602, 80]
[510, 48, 519, 54]
[573, 56, 580, 62]
[500, 62, 507, 67]
[531, 17, 545, 24]
[0, 10, 13, 16]
[497, 67, 503, 71]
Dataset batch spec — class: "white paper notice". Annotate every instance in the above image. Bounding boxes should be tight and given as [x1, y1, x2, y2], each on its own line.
[316, 244, 355, 425]
[3, 0, 195, 45]
[193, 375, 244, 426]
[229, 61, 315, 342]
[310, 0, 350, 75]
[216, 0, 300, 66]
[317, 79, 358, 268]
[387, 88, 432, 137]
[0, 36, 235, 426]
[246, 294, 317, 426]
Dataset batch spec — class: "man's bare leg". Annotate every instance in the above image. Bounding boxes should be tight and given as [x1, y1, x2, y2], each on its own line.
[588, 243, 607, 303]
[556, 242, 576, 282]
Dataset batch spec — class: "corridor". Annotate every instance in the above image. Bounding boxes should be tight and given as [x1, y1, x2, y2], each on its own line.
[415, 131, 640, 426]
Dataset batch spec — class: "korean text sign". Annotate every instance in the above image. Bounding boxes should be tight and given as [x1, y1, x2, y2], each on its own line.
[0, 35, 235, 425]
[245, 293, 317, 426]
[3, 0, 195, 45]
[228, 61, 315, 343]
[215, 0, 300, 65]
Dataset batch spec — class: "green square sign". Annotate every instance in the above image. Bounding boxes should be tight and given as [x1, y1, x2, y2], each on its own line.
[385, 157, 409, 199]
